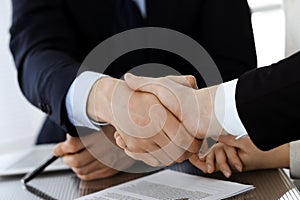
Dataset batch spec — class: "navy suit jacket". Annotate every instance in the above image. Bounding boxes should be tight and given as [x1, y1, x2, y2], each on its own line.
[10, 0, 257, 144]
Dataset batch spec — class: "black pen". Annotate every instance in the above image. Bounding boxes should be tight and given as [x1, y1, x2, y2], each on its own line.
[21, 155, 59, 184]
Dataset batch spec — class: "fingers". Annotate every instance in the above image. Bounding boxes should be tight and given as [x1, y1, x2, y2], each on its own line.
[125, 73, 181, 117]
[116, 121, 200, 155]
[116, 129, 192, 166]
[63, 149, 95, 168]
[189, 154, 207, 173]
[114, 113, 199, 166]
[163, 112, 200, 153]
[214, 147, 232, 178]
[125, 150, 162, 167]
[203, 143, 241, 178]
[157, 131, 192, 163]
[149, 148, 175, 166]
[124, 73, 158, 91]
[114, 132, 127, 149]
[121, 133, 186, 166]
[53, 136, 84, 157]
[72, 160, 105, 177]
[125, 73, 197, 90]
[76, 164, 119, 181]
[53, 142, 65, 157]
[223, 145, 243, 172]
[205, 149, 215, 174]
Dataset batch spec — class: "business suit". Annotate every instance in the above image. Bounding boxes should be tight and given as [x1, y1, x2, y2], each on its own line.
[10, 0, 256, 143]
[236, 51, 300, 151]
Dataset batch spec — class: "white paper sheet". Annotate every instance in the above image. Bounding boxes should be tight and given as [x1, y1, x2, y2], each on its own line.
[77, 170, 254, 200]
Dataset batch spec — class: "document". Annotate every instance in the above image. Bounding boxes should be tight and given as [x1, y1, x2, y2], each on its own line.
[77, 170, 254, 200]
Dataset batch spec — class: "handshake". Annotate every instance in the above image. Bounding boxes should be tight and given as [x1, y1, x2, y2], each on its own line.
[54, 74, 230, 181]
[53, 74, 291, 181]
[87, 73, 224, 167]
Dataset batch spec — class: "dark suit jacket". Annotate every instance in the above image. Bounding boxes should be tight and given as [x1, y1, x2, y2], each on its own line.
[236, 51, 300, 151]
[10, 0, 256, 144]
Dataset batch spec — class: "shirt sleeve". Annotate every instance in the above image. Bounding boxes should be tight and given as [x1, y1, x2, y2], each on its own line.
[214, 79, 248, 138]
[290, 140, 300, 179]
[65, 71, 109, 130]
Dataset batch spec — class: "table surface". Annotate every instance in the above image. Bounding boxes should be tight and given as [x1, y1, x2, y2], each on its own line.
[1, 167, 299, 200]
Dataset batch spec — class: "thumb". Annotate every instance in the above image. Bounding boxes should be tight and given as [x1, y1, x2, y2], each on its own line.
[53, 142, 65, 157]
[166, 75, 198, 89]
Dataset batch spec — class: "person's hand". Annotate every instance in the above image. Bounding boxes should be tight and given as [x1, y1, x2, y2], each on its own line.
[53, 125, 136, 181]
[123, 74, 226, 157]
[124, 73, 223, 141]
[190, 135, 290, 178]
[189, 142, 243, 178]
[87, 77, 201, 167]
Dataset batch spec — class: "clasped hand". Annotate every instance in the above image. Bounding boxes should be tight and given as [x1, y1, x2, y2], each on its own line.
[87, 73, 224, 167]
[87, 75, 213, 166]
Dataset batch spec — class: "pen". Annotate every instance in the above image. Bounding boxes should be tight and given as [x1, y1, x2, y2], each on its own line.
[21, 155, 59, 184]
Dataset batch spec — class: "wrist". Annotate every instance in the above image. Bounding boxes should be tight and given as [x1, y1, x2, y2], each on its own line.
[87, 77, 119, 124]
[195, 85, 224, 137]
[264, 143, 290, 169]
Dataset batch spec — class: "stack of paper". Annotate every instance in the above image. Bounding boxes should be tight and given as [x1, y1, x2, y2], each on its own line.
[77, 170, 254, 200]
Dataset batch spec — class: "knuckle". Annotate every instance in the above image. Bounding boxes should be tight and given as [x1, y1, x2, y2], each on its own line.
[187, 75, 196, 84]
[69, 156, 81, 168]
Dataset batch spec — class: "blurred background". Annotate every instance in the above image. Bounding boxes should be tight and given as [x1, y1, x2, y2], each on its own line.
[0, 0, 292, 154]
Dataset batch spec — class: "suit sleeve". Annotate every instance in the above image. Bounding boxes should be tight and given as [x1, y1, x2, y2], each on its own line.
[236, 52, 300, 150]
[10, 0, 79, 135]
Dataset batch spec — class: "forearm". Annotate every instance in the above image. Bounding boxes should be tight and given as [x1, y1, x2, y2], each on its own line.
[10, 0, 82, 134]
[236, 52, 300, 150]
[17, 49, 79, 134]
[264, 143, 290, 169]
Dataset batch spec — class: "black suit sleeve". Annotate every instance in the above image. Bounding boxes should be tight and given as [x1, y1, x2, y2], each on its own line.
[236, 51, 300, 150]
[10, 0, 79, 135]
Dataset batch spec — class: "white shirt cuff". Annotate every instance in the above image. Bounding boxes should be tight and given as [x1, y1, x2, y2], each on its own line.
[290, 140, 300, 179]
[214, 79, 248, 137]
[65, 71, 109, 130]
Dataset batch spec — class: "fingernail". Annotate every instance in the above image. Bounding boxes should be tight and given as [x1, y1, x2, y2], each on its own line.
[207, 164, 212, 173]
[235, 164, 242, 172]
[223, 171, 231, 178]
